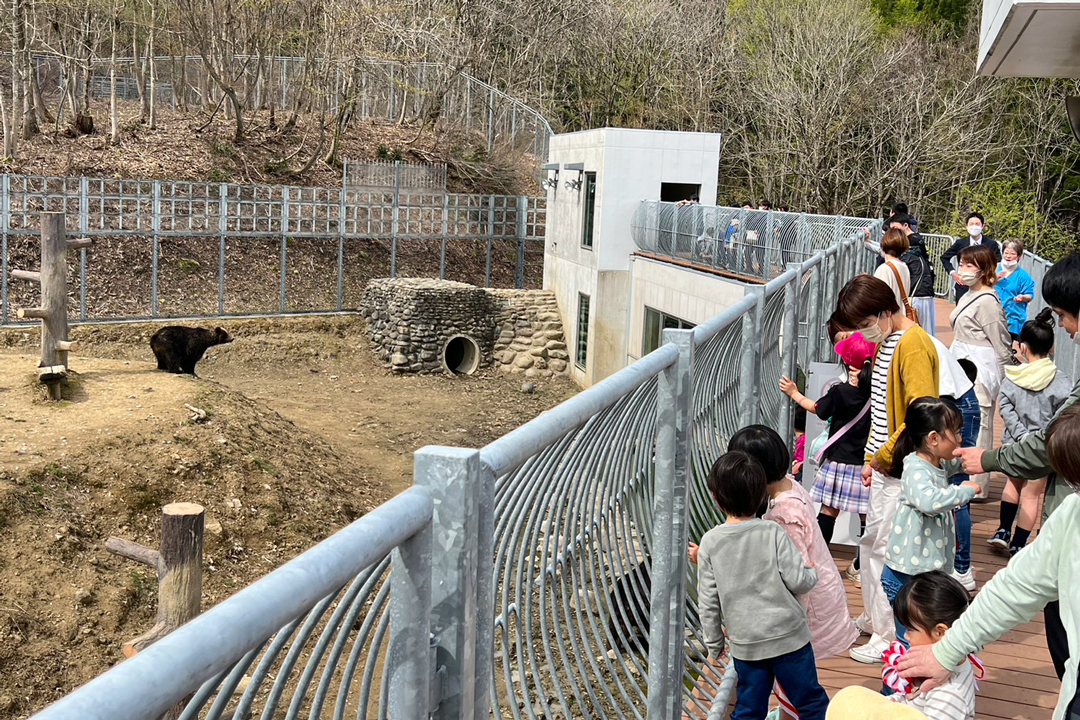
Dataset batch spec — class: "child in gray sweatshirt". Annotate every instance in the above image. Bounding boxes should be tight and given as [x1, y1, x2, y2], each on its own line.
[696, 450, 828, 720]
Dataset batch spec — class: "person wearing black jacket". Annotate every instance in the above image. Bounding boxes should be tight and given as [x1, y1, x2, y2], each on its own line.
[891, 213, 937, 336]
[941, 212, 1001, 303]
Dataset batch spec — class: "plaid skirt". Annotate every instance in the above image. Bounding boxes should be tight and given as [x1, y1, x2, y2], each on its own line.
[811, 460, 871, 515]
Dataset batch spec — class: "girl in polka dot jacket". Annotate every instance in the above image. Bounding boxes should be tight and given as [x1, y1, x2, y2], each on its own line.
[880, 397, 982, 648]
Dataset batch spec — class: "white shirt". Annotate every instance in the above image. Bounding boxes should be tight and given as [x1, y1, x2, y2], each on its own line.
[930, 336, 974, 399]
[891, 662, 976, 720]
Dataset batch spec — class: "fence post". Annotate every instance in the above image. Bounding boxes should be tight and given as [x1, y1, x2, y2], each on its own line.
[337, 165, 346, 311]
[485, 196, 494, 288]
[79, 177, 88, 320]
[151, 180, 161, 317]
[440, 194, 449, 280]
[515, 196, 526, 289]
[414, 446, 494, 720]
[387, 494, 433, 720]
[218, 184, 227, 315]
[1, 174, 7, 326]
[804, 260, 823, 366]
[391, 161, 400, 278]
[738, 286, 765, 427]
[280, 186, 289, 312]
[646, 328, 695, 720]
[778, 266, 802, 447]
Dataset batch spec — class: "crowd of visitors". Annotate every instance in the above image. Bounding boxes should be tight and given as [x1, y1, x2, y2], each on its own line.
[684, 212, 1080, 720]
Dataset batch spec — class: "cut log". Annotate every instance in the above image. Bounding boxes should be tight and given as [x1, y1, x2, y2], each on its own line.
[157, 502, 205, 634]
[11, 269, 41, 282]
[37, 365, 67, 382]
[55, 340, 77, 352]
[17, 307, 47, 319]
[123, 621, 170, 656]
[67, 237, 94, 250]
[106, 537, 162, 571]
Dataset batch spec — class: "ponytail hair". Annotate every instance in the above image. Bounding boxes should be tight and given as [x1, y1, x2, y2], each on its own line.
[888, 397, 963, 478]
[1019, 307, 1056, 357]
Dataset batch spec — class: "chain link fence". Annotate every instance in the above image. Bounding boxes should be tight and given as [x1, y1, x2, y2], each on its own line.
[0, 172, 546, 326]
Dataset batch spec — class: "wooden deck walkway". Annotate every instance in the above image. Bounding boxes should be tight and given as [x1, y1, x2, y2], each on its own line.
[816, 298, 1058, 720]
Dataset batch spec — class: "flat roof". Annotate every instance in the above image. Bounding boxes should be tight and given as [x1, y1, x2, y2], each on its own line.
[978, 0, 1080, 76]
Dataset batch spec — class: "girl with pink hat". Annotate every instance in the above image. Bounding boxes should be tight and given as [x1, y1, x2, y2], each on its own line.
[780, 332, 875, 547]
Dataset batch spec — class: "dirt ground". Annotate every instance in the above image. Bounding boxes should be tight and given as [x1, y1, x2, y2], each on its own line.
[0, 315, 576, 717]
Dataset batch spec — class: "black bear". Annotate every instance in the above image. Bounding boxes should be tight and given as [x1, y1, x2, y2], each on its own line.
[150, 326, 232, 376]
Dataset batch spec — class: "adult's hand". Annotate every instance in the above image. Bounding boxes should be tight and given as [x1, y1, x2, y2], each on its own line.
[951, 271, 962, 285]
[688, 542, 699, 565]
[953, 447, 986, 475]
[895, 643, 952, 694]
[861, 463, 873, 487]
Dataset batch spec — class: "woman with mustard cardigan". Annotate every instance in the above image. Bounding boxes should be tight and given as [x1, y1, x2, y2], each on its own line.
[833, 275, 941, 665]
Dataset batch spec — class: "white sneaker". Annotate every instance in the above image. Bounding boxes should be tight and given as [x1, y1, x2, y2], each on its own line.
[845, 562, 861, 588]
[952, 568, 976, 592]
[849, 637, 889, 664]
[853, 613, 873, 636]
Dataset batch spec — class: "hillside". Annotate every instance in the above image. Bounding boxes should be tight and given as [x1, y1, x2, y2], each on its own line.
[3, 99, 534, 197]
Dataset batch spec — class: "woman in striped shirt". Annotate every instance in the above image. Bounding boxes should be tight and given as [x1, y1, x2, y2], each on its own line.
[833, 275, 940, 665]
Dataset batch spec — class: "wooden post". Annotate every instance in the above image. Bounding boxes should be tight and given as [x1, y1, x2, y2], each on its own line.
[9, 212, 94, 401]
[106, 502, 205, 656]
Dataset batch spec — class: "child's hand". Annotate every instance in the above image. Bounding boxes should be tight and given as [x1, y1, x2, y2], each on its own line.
[848, 366, 861, 386]
[779, 376, 798, 397]
[688, 542, 699, 565]
[792, 461, 803, 475]
[861, 463, 874, 487]
[961, 481, 982, 493]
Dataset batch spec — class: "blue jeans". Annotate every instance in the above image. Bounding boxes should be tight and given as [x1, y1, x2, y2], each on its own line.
[947, 388, 980, 574]
[732, 643, 829, 720]
[880, 565, 914, 648]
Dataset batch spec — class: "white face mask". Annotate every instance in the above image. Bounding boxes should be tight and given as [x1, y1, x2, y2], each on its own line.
[967, 225, 983, 238]
[958, 271, 980, 287]
[860, 315, 888, 344]
[1002, 259, 1018, 270]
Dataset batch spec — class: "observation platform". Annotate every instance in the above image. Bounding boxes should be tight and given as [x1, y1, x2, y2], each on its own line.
[819, 297, 1056, 720]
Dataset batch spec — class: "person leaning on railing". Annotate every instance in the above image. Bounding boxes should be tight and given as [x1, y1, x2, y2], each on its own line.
[898, 402, 1080, 720]
[940, 252, 1080, 687]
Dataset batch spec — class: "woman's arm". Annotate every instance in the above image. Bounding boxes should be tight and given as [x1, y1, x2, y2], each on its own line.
[875, 338, 939, 469]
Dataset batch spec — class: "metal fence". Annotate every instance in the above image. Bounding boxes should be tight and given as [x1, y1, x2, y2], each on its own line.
[0, 173, 546, 326]
[31, 54, 554, 181]
[630, 203, 881, 282]
[25, 207, 882, 720]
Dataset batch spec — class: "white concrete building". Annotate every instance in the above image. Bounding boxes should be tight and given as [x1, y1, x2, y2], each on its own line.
[978, 0, 1080, 76]
[541, 128, 734, 387]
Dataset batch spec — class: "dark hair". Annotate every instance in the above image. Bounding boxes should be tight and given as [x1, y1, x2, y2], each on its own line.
[892, 202, 909, 216]
[1042, 252, 1080, 316]
[730, 427, 790, 483]
[794, 406, 807, 433]
[1020, 308, 1056, 357]
[707, 450, 768, 518]
[834, 275, 900, 329]
[965, 212, 985, 225]
[741, 200, 754, 208]
[958, 244, 998, 286]
[957, 358, 978, 384]
[889, 212, 912, 228]
[1046, 404, 1080, 491]
[888, 397, 963, 478]
[826, 311, 852, 344]
[894, 570, 970, 634]
[759, 199, 772, 209]
[729, 424, 790, 484]
[880, 228, 910, 257]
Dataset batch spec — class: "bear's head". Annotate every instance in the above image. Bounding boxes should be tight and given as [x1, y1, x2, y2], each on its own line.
[213, 327, 234, 345]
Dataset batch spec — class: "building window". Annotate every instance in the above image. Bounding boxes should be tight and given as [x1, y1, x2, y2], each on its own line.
[642, 307, 696, 356]
[576, 293, 591, 369]
[581, 172, 597, 248]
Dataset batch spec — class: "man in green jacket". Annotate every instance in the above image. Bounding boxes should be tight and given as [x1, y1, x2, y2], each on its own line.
[902, 253, 1080, 697]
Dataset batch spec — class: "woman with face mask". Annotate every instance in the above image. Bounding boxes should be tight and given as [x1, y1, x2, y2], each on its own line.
[949, 245, 1018, 518]
[832, 275, 940, 665]
[995, 240, 1036, 344]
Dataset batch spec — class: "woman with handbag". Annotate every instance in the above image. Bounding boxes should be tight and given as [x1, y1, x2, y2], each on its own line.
[873, 230, 915, 322]
[949, 245, 1017, 505]
[780, 332, 874, 548]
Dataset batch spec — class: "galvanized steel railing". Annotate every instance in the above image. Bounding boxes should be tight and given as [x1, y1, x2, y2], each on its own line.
[630, 203, 881, 282]
[0, 173, 546, 326]
[25, 212, 881, 720]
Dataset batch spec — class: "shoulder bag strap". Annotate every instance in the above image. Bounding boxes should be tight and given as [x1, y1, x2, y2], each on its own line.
[814, 399, 872, 463]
